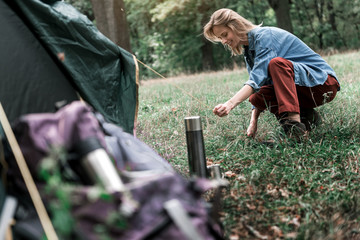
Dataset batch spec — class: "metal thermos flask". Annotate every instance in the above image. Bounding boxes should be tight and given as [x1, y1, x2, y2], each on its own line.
[75, 137, 125, 193]
[184, 116, 208, 178]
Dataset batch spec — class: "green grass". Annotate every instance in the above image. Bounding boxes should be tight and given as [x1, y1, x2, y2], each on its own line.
[137, 51, 360, 239]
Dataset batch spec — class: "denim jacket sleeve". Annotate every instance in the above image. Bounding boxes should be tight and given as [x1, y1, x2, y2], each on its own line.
[245, 46, 276, 91]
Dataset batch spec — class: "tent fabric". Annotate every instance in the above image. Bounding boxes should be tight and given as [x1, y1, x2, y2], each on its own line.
[0, 0, 79, 123]
[3, 0, 138, 133]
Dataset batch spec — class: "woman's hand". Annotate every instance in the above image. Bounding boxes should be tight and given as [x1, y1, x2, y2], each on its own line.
[246, 122, 258, 138]
[213, 85, 254, 118]
[213, 102, 233, 117]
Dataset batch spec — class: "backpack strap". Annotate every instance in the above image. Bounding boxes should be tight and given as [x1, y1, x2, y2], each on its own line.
[164, 199, 204, 240]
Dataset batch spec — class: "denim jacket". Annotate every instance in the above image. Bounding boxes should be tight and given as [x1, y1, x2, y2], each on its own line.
[244, 27, 339, 91]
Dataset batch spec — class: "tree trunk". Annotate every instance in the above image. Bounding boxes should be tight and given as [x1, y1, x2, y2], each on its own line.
[314, 0, 324, 49]
[90, 0, 132, 53]
[201, 39, 214, 71]
[267, 0, 293, 33]
[327, 0, 336, 32]
[326, 0, 346, 47]
[199, 2, 214, 70]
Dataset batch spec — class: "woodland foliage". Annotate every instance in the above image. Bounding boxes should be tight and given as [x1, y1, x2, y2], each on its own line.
[68, 0, 360, 76]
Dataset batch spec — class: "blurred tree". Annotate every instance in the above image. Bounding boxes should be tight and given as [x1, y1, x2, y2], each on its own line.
[69, 0, 359, 76]
[90, 0, 132, 53]
[333, 0, 360, 48]
[313, 0, 326, 49]
[267, 0, 293, 33]
[125, 0, 230, 76]
[199, 1, 215, 70]
[292, 0, 357, 50]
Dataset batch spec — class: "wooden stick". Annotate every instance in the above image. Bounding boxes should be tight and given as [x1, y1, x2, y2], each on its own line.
[0, 103, 58, 240]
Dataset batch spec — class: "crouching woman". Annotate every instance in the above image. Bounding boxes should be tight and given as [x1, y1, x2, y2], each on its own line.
[203, 8, 340, 141]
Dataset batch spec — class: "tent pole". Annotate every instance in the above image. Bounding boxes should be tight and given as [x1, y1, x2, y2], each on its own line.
[0, 103, 58, 240]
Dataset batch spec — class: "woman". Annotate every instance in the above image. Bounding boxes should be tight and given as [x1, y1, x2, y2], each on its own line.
[203, 8, 340, 141]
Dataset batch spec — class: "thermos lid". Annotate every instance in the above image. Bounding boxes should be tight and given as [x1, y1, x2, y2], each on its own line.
[74, 137, 103, 157]
[184, 116, 202, 131]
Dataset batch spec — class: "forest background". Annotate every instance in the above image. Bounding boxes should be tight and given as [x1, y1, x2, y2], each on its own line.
[66, 0, 360, 79]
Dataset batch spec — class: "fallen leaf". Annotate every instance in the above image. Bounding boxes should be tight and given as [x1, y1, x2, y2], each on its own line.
[285, 232, 297, 239]
[237, 174, 246, 182]
[279, 188, 290, 198]
[267, 188, 279, 198]
[246, 203, 256, 210]
[269, 226, 283, 237]
[245, 224, 268, 240]
[289, 215, 301, 227]
[280, 216, 289, 223]
[229, 234, 239, 240]
[225, 171, 236, 178]
[231, 190, 239, 198]
[217, 148, 227, 151]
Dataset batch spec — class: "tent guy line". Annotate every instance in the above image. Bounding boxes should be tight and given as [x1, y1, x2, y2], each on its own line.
[136, 57, 213, 110]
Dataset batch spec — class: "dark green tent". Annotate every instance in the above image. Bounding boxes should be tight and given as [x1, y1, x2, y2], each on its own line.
[0, 0, 139, 134]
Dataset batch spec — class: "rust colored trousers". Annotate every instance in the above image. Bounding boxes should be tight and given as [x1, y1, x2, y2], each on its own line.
[249, 57, 339, 117]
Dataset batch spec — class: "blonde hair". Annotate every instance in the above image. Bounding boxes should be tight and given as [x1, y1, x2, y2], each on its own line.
[203, 8, 260, 55]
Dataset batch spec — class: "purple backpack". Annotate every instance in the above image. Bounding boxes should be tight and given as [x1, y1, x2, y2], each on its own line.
[5, 101, 224, 240]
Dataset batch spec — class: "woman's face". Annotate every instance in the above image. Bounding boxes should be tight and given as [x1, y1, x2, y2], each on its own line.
[212, 25, 248, 48]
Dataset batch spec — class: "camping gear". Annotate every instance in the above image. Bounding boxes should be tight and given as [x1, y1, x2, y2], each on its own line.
[74, 137, 126, 193]
[0, 103, 59, 240]
[0, 181, 17, 239]
[207, 164, 223, 180]
[2, 101, 224, 239]
[0, 0, 138, 134]
[95, 112, 174, 177]
[185, 116, 208, 178]
[0, 0, 225, 238]
[0, 0, 79, 123]
[0, 0, 139, 235]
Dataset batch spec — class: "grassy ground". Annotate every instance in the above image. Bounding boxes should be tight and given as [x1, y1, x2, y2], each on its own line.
[136, 51, 360, 239]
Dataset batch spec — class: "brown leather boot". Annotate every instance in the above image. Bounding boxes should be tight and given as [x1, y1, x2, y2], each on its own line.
[300, 109, 322, 131]
[279, 119, 307, 142]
